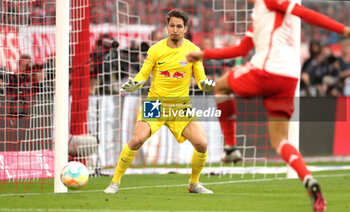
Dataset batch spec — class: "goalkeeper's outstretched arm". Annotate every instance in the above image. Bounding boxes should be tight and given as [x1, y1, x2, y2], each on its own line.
[120, 44, 156, 92]
[120, 78, 145, 92]
[191, 52, 216, 92]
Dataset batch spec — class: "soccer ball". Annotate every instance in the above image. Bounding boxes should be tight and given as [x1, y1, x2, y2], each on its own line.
[60, 161, 89, 189]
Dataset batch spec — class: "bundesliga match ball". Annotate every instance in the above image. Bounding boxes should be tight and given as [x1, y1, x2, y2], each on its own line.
[60, 161, 89, 189]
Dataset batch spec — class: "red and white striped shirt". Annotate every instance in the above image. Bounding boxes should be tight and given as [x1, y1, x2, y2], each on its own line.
[204, 0, 345, 78]
[249, 0, 298, 78]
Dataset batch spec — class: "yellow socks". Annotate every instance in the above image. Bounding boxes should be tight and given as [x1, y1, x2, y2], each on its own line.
[112, 145, 207, 184]
[190, 149, 208, 184]
[111, 144, 138, 184]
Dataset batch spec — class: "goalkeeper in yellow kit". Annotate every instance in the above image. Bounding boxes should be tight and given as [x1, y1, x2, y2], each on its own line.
[104, 9, 215, 194]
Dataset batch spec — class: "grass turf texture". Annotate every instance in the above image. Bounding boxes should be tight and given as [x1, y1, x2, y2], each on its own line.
[0, 169, 349, 211]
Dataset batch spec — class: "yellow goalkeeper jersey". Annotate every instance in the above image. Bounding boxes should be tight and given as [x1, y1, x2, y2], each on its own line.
[134, 38, 206, 99]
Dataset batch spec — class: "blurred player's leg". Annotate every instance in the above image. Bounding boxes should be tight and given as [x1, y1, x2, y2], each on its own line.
[216, 95, 242, 163]
[215, 73, 242, 163]
[269, 116, 325, 212]
[182, 121, 213, 194]
[104, 121, 151, 194]
[269, 117, 311, 181]
[215, 68, 325, 210]
[305, 177, 326, 212]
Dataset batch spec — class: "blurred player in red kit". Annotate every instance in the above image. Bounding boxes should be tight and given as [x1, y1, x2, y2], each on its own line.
[187, 0, 350, 211]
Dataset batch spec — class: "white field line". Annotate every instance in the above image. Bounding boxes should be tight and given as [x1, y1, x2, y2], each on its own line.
[0, 172, 349, 198]
[0, 209, 263, 212]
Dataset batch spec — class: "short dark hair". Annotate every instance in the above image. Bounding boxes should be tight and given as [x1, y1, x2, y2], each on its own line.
[166, 9, 188, 27]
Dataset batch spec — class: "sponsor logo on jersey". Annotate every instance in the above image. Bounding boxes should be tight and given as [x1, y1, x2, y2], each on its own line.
[172, 71, 185, 78]
[159, 70, 171, 77]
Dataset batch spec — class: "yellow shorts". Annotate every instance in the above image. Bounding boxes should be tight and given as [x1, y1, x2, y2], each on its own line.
[137, 103, 197, 143]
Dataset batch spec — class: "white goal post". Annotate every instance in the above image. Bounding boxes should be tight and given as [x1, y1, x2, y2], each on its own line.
[54, 0, 69, 193]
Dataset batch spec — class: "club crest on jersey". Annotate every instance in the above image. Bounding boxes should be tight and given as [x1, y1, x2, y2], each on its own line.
[180, 60, 188, 67]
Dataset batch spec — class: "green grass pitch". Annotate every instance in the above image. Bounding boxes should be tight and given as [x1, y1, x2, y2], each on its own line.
[0, 168, 349, 212]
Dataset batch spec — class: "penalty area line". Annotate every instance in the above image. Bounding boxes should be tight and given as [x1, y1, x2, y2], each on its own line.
[0, 172, 349, 197]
